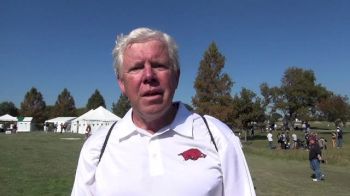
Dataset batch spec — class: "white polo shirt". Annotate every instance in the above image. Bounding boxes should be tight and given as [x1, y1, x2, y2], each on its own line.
[71, 102, 255, 196]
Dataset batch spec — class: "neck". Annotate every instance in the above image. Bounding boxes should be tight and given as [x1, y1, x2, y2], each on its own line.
[132, 103, 179, 134]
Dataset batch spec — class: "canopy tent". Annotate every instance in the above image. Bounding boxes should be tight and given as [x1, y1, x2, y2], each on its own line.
[44, 117, 76, 132]
[0, 114, 18, 122]
[17, 117, 33, 132]
[71, 106, 121, 134]
[0, 114, 18, 133]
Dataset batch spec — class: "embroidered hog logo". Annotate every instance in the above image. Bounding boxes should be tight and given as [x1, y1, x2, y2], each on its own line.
[178, 148, 206, 161]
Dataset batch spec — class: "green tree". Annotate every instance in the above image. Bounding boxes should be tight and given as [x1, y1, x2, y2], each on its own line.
[112, 94, 131, 117]
[76, 107, 88, 116]
[260, 67, 329, 129]
[20, 87, 46, 124]
[0, 101, 19, 116]
[192, 42, 234, 123]
[44, 105, 55, 119]
[231, 88, 266, 141]
[317, 94, 350, 127]
[54, 88, 77, 116]
[86, 89, 106, 110]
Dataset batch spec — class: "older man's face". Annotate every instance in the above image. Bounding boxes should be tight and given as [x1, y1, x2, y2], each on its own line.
[118, 40, 179, 121]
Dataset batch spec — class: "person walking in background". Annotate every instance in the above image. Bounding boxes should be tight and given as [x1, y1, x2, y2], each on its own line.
[267, 131, 274, 149]
[318, 137, 327, 150]
[291, 132, 297, 149]
[71, 27, 256, 196]
[309, 139, 325, 182]
[331, 131, 337, 148]
[60, 123, 63, 133]
[85, 124, 92, 139]
[336, 127, 343, 148]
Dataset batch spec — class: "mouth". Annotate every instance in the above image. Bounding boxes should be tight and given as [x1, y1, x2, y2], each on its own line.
[142, 89, 164, 97]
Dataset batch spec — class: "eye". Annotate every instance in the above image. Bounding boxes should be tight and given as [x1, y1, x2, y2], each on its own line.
[152, 63, 169, 70]
[128, 64, 144, 73]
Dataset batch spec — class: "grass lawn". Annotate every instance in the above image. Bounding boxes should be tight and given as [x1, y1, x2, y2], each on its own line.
[244, 122, 350, 196]
[0, 122, 348, 196]
[0, 132, 85, 196]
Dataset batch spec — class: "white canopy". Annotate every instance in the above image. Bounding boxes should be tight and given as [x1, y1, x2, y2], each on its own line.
[45, 117, 76, 123]
[71, 106, 121, 134]
[0, 114, 18, 122]
[77, 106, 121, 121]
[45, 117, 76, 133]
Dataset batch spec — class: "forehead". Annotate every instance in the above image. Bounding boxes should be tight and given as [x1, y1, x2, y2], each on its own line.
[124, 40, 169, 61]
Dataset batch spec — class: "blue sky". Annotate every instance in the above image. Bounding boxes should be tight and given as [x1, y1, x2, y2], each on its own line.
[1, 0, 349, 110]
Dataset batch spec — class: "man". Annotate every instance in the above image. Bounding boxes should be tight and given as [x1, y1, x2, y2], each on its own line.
[71, 27, 255, 196]
[267, 131, 274, 149]
[291, 132, 297, 149]
[336, 127, 343, 148]
[309, 139, 325, 182]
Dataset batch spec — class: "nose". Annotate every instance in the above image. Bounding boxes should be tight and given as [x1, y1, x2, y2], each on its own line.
[142, 63, 157, 84]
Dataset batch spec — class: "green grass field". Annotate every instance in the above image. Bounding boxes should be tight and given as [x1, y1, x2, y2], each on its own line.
[0, 133, 85, 196]
[0, 122, 348, 196]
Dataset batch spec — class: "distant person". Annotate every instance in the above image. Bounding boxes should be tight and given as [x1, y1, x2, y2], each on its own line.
[85, 124, 91, 139]
[44, 122, 48, 132]
[71, 27, 256, 196]
[63, 123, 67, 132]
[318, 137, 327, 150]
[285, 131, 290, 149]
[280, 132, 287, 149]
[267, 131, 274, 149]
[331, 131, 337, 148]
[309, 139, 325, 182]
[251, 127, 255, 137]
[13, 123, 17, 133]
[336, 127, 343, 148]
[291, 132, 297, 149]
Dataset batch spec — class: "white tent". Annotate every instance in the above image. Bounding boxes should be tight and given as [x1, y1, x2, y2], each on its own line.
[17, 117, 33, 132]
[0, 114, 18, 121]
[45, 117, 76, 133]
[0, 114, 18, 133]
[71, 106, 121, 134]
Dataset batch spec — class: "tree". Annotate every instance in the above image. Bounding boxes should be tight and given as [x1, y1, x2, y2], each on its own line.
[86, 89, 106, 110]
[44, 105, 56, 119]
[20, 87, 46, 124]
[231, 88, 266, 141]
[0, 101, 19, 116]
[192, 42, 234, 123]
[317, 94, 350, 127]
[260, 67, 329, 130]
[54, 88, 77, 116]
[76, 107, 88, 116]
[112, 94, 131, 117]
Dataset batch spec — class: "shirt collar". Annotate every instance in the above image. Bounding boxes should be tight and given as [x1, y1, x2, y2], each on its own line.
[116, 102, 194, 141]
[167, 102, 193, 138]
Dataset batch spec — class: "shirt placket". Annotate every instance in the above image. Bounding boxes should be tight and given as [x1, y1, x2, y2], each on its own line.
[148, 137, 164, 176]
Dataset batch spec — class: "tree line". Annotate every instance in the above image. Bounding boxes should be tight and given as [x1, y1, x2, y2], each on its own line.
[0, 88, 130, 128]
[192, 42, 350, 132]
[1, 42, 349, 131]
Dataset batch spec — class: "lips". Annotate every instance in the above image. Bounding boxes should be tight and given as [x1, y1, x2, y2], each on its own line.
[142, 89, 164, 97]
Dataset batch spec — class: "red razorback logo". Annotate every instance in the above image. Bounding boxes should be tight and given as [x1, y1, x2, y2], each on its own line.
[178, 148, 206, 161]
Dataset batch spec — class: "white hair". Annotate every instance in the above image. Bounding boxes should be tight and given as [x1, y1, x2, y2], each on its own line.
[112, 27, 179, 78]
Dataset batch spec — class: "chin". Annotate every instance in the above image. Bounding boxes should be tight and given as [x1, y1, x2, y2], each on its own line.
[141, 103, 171, 116]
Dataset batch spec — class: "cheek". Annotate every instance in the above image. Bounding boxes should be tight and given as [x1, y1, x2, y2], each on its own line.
[123, 79, 140, 95]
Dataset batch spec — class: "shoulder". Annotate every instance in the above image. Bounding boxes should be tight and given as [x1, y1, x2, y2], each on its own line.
[79, 126, 111, 163]
[195, 114, 241, 149]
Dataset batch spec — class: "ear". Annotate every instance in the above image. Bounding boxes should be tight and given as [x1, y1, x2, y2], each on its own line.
[118, 78, 126, 95]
